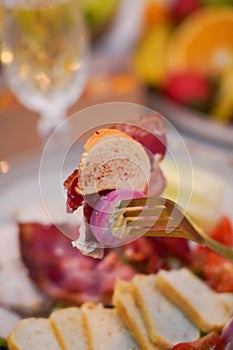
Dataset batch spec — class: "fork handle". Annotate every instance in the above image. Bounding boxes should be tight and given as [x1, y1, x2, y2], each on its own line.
[144, 228, 233, 262]
[197, 232, 233, 262]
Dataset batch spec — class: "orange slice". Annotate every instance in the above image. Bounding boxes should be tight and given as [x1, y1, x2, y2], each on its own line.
[166, 7, 233, 75]
[143, 0, 170, 28]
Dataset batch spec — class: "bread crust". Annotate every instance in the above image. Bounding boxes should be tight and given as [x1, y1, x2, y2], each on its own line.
[7, 318, 62, 350]
[113, 280, 159, 350]
[84, 129, 133, 151]
[77, 128, 151, 195]
[156, 268, 232, 333]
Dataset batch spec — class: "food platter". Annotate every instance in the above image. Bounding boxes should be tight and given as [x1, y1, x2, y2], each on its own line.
[0, 102, 233, 341]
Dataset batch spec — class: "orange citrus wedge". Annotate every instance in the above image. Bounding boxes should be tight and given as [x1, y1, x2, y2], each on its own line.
[143, 0, 170, 28]
[166, 7, 233, 75]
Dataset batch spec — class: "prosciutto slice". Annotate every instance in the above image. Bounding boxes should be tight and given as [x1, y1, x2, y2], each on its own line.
[19, 221, 191, 306]
[19, 223, 136, 305]
[111, 112, 167, 160]
[63, 170, 83, 213]
[147, 158, 167, 197]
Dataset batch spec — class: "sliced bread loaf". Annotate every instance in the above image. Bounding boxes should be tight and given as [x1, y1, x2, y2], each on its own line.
[113, 279, 160, 350]
[7, 318, 62, 350]
[156, 268, 232, 332]
[50, 307, 88, 350]
[82, 302, 140, 350]
[132, 274, 200, 349]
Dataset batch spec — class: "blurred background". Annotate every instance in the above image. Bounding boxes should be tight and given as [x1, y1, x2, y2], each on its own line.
[1, 0, 233, 160]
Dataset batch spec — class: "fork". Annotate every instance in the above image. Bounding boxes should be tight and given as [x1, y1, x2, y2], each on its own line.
[111, 196, 233, 262]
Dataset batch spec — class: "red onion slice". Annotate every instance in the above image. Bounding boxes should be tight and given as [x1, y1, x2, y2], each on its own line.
[112, 113, 167, 160]
[221, 317, 233, 349]
[90, 189, 145, 247]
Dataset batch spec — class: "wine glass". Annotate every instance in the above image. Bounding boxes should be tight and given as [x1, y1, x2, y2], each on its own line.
[1, 0, 89, 144]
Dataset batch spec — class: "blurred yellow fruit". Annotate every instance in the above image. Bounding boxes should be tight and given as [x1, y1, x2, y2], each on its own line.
[166, 7, 233, 75]
[211, 62, 233, 122]
[133, 22, 171, 86]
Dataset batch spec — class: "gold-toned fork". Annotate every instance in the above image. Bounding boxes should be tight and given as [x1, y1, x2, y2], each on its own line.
[111, 196, 233, 262]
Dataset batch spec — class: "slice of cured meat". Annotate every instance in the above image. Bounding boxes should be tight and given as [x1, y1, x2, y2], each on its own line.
[19, 223, 136, 305]
[111, 112, 167, 160]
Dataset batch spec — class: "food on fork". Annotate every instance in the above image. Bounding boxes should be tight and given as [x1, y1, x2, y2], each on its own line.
[64, 113, 167, 257]
[75, 128, 151, 195]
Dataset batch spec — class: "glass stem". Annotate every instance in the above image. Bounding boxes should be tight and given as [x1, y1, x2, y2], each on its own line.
[38, 109, 71, 147]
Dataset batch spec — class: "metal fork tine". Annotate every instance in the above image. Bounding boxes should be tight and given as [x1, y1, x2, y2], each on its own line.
[113, 212, 127, 229]
[118, 196, 165, 208]
[122, 206, 167, 218]
[125, 217, 176, 227]
[111, 196, 233, 262]
[129, 227, 184, 238]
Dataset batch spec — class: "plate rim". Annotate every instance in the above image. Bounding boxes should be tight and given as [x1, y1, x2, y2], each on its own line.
[147, 92, 233, 151]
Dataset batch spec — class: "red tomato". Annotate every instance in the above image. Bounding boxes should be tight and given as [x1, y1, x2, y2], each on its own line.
[172, 332, 224, 350]
[163, 71, 212, 110]
[190, 216, 233, 292]
[209, 216, 233, 247]
[203, 252, 233, 292]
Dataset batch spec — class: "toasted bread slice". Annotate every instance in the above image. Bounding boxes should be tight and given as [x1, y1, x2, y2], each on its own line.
[82, 302, 140, 350]
[50, 307, 88, 350]
[156, 268, 232, 333]
[7, 318, 62, 350]
[77, 129, 151, 195]
[132, 274, 199, 349]
[113, 279, 160, 350]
